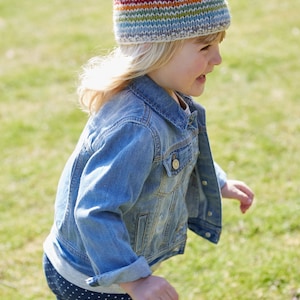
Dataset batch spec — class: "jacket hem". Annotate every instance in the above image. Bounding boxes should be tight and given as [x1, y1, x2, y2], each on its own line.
[43, 234, 126, 294]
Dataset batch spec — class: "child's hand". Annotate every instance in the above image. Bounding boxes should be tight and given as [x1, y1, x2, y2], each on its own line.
[120, 275, 179, 300]
[221, 179, 254, 214]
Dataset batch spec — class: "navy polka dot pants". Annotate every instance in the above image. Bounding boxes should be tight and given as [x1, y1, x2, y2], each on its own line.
[43, 254, 132, 300]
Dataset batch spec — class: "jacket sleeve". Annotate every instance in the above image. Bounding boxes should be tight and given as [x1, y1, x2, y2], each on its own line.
[74, 122, 154, 287]
[214, 161, 227, 189]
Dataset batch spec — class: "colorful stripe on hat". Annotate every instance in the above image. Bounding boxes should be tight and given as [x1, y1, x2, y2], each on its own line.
[113, 0, 231, 44]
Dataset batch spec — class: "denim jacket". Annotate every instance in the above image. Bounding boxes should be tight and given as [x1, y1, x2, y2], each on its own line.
[44, 75, 226, 291]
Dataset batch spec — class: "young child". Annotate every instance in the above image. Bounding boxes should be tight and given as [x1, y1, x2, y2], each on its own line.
[43, 1, 254, 299]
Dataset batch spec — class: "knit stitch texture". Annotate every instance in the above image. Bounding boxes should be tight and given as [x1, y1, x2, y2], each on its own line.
[113, 0, 231, 44]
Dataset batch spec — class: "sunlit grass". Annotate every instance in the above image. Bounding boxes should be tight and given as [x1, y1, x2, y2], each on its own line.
[1, 0, 299, 299]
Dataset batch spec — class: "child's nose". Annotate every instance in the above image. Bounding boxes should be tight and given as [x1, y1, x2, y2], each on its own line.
[212, 48, 222, 66]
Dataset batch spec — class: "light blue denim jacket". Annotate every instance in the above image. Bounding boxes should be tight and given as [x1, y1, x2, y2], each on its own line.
[44, 75, 226, 291]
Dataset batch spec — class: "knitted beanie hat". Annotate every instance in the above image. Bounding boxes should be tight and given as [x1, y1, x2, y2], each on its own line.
[113, 0, 231, 44]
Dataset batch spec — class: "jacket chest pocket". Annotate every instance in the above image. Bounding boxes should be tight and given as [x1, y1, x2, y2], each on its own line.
[159, 142, 198, 195]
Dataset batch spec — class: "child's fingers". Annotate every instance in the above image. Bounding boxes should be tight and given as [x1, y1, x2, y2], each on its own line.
[240, 195, 254, 213]
[234, 181, 255, 199]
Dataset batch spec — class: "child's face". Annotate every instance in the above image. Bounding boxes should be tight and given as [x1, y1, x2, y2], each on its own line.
[148, 36, 223, 100]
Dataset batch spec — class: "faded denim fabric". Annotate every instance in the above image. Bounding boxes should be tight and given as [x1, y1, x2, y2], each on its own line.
[44, 75, 226, 289]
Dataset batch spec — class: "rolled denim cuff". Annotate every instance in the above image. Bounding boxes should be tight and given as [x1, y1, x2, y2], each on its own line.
[214, 162, 227, 189]
[86, 256, 152, 287]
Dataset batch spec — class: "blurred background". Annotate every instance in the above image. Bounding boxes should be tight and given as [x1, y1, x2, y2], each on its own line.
[1, 1, 299, 299]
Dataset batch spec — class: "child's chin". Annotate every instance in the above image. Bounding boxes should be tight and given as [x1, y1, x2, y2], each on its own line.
[192, 89, 205, 98]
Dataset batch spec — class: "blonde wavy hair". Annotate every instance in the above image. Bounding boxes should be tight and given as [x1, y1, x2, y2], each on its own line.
[78, 31, 225, 114]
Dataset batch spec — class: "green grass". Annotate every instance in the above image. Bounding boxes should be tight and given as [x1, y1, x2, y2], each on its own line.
[1, 0, 299, 299]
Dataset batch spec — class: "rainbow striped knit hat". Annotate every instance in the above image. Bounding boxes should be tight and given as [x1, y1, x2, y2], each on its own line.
[113, 0, 231, 44]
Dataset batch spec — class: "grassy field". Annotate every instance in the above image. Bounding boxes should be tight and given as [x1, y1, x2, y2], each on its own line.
[1, 0, 299, 299]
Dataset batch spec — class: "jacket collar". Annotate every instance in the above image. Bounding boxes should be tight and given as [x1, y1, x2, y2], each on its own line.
[128, 75, 192, 130]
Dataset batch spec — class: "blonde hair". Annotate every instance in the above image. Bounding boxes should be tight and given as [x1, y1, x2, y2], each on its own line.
[78, 31, 225, 114]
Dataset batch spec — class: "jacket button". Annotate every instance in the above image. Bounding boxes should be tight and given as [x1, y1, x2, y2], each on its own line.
[205, 232, 211, 238]
[207, 211, 213, 217]
[202, 180, 208, 186]
[172, 159, 180, 170]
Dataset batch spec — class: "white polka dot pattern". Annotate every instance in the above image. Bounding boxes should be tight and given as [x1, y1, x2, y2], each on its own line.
[43, 254, 131, 300]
